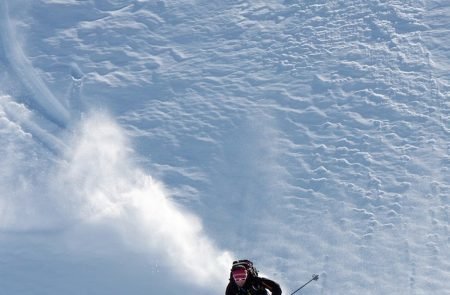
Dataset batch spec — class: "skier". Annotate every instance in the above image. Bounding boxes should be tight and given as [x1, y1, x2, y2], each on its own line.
[226, 260, 282, 295]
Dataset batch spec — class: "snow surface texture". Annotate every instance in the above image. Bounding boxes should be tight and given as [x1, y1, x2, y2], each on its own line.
[0, 0, 449, 294]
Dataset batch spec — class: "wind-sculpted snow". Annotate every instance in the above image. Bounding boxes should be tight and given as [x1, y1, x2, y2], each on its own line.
[0, 0, 449, 294]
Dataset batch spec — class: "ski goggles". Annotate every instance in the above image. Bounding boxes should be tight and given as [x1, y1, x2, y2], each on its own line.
[232, 268, 248, 283]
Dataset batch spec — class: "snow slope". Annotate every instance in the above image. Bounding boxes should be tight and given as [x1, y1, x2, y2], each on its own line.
[0, 0, 449, 294]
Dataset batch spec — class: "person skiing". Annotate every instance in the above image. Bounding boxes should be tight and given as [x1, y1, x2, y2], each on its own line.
[226, 260, 282, 295]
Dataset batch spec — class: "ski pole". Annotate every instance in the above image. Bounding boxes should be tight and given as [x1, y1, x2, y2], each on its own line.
[290, 274, 319, 295]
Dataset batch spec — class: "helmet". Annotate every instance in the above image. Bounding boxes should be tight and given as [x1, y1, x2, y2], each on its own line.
[231, 266, 248, 287]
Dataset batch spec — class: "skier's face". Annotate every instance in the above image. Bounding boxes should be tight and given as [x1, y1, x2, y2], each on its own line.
[232, 268, 248, 287]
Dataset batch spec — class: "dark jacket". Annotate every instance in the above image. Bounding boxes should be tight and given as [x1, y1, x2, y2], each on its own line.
[226, 276, 282, 295]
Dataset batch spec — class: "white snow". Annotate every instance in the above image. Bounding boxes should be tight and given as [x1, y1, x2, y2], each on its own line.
[0, 0, 449, 294]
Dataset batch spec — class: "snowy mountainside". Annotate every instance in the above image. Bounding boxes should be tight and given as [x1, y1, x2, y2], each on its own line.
[0, 0, 449, 294]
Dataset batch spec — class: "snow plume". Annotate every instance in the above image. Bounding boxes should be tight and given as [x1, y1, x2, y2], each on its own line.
[0, 108, 232, 292]
[0, 94, 62, 230]
[54, 113, 233, 287]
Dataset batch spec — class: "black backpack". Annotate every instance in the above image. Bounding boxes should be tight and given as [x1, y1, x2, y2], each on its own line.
[229, 259, 259, 281]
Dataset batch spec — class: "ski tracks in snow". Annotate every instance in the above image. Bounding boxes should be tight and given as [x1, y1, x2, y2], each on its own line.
[0, 0, 82, 153]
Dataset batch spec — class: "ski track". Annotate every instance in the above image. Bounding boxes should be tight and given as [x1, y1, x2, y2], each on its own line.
[0, 0, 449, 294]
[0, 0, 70, 128]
